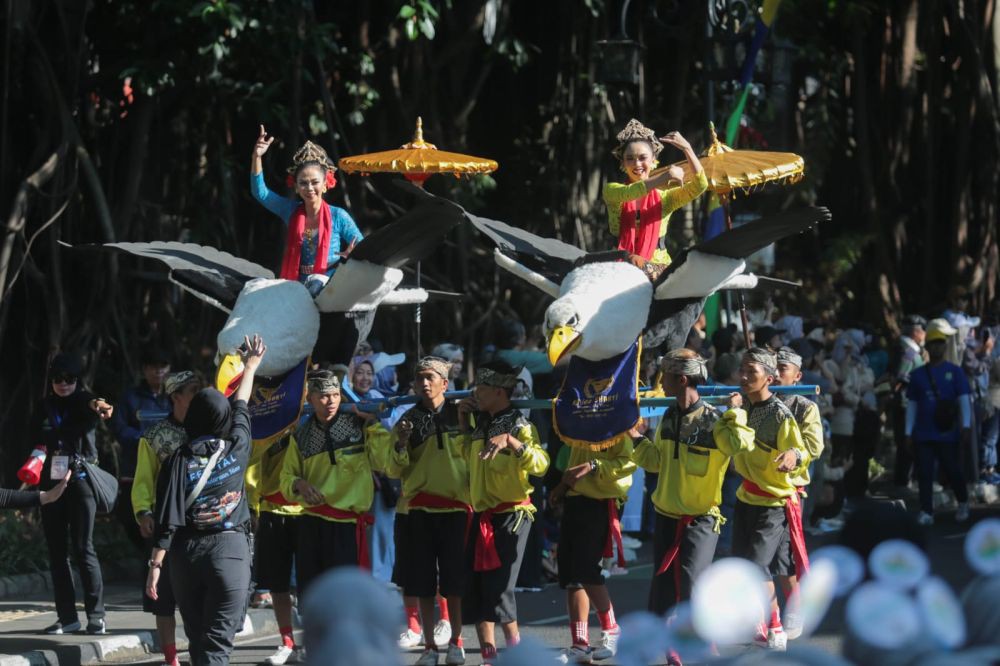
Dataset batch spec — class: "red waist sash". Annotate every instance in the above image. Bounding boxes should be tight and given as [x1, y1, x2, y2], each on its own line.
[474, 499, 532, 572]
[263, 492, 374, 570]
[655, 514, 695, 604]
[602, 499, 627, 568]
[740, 480, 810, 579]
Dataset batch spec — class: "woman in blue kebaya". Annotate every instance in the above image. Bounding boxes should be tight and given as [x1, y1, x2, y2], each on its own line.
[250, 126, 363, 289]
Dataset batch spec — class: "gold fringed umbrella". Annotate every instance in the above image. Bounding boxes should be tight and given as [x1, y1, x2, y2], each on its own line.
[652, 123, 805, 195]
[338, 117, 498, 186]
[339, 117, 499, 354]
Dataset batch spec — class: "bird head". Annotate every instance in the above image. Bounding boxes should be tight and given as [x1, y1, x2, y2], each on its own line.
[544, 262, 652, 364]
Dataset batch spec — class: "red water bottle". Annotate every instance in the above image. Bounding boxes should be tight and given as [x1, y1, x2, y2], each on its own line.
[17, 445, 47, 486]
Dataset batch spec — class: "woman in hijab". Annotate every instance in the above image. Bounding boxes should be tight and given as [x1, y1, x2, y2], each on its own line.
[38, 352, 112, 636]
[145, 335, 266, 666]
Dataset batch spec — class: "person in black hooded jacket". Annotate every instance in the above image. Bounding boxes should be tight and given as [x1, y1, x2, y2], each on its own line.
[38, 352, 112, 636]
[145, 335, 265, 666]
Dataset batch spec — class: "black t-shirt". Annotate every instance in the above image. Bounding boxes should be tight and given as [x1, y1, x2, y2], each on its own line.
[155, 400, 251, 549]
[37, 390, 99, 489]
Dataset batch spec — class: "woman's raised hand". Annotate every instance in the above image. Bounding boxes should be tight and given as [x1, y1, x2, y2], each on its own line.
[659, 131, 692, 152]
[253, 125, 275, 158]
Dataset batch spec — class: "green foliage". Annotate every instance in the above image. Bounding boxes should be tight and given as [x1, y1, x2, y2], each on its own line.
[0, 511, 48, 576]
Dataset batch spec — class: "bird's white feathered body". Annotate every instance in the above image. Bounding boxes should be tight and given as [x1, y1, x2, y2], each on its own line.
[217, 278, 319, 376]
[545, 262, 652, 361]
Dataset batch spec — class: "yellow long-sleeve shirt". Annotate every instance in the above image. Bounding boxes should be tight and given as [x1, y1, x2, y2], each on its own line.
[730, 395, 807, 507]
[603, 171, 709, 264]
[633, 401, 754, 517]
[782, 394, 824, 488]
[131, 417, 186, 521]
[565, 437, 636, 500]
[462, 409, 550, 514]
[385, 401, 470, 512]
[255, 436, 304, 517]
[279, 412, 392, 522]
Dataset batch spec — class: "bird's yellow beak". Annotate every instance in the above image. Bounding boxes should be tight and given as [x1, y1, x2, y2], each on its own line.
[547, 326, 582, 366]
[215, 353, 245, 397]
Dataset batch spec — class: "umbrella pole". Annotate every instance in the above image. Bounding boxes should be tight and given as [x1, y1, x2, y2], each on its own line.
[720, 194, 752, 349]
[416, 260, 423, 357]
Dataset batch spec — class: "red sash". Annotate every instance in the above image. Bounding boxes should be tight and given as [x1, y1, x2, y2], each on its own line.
[263, 492, 373, 569]
[655, 514, 695, 603]
[740, 480, 810, 579]
[474, 499, 532, 572]
[617, 188, 662, 261]
[408, 492, 474, 546]
[279, 203, 332, 280]
[602, 499, 627, 568]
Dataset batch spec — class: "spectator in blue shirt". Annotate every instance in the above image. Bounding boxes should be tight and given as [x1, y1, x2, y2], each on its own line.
[905, 318, 972, 526]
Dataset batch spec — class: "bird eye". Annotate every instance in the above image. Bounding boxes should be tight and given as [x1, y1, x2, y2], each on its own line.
[567, 314, 579, 328]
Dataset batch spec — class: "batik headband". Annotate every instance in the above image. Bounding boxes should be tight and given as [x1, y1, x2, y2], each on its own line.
[307, 370, 340, 394]
[744, 348, 778, 378]
[415, 356, 452, 380]
[776, 347, 803, 369]
[660, 350, 708, 382]
[474, 367, 520, 389]
[164, 371, 199, 396]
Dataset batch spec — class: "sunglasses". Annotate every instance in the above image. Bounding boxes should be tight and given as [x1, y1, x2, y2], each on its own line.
[52, 375, 78, 384]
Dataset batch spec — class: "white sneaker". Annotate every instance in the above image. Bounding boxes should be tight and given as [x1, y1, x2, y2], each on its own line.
[415, 647, 439, 666]
[433, 619, 452, 645]
[444, 643, 465, 665]
[620, 535, 643, 549]
[399, 628, 424, 649]
[783, 612, 803, 640]
[556, 645, 593, 664]
[591, 626, 620, 660]
[956, 502, 970, 522]
[265, 645, 300, 665]
[918, 511, 935, 526]
[754, 626, 787, 650]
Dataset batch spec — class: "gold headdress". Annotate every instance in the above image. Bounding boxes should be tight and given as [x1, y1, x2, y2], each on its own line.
[287, 140, 337, 175]
[612, 118, 663, 161]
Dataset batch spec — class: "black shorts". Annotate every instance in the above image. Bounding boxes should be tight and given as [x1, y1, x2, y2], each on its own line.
[254, 512, 298, 593]
[296, 515, 359, 597]
[648, 512, 719, 615]
[464, 510, 531, 624]
[143, 554, 176, 616]
[732, 500, 787, 579]
[392, 512, 409, 589]
[557, 495, 611, 588]
[402, 510, 469, 598]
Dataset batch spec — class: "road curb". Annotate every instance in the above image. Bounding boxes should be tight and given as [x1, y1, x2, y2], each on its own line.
[0, 607, 279, 665]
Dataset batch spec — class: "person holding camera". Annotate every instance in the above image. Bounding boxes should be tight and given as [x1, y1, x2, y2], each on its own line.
[905, 318, 972, 525]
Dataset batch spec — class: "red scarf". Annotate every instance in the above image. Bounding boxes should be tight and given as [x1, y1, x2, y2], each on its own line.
[741, 480, 810, 579]
[474, 499, 532, 572]
[263, 492, 373, 569]
[602, 499, 627, 568]
[280, 203, 332, 280]
[617, 188, 662, 261]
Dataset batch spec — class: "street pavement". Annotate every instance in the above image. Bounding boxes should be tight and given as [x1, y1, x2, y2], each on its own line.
[2, 492, 991, 665]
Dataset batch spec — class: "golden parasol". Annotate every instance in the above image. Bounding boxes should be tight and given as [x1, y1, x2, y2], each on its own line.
[338, 117, 498, 186]
[653, 123, 806, 347]
[339, 118, 499, 353]
[652, 123, 804, 196]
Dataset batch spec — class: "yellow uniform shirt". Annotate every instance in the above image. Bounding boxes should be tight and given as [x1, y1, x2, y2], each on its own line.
[279, 412, 392, 522]
[633, 401, 754, 517]
[565, 437, 636, 500]
[781, 394, 824, 488]
[131, 417, 186, 521]
[385, 401, 470, 512]
[730, 395, 807, 507]
[256, 436, 304, 517]
[462, 408, 550, 515]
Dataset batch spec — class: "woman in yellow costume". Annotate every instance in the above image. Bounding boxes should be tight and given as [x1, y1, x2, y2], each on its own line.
[603, 119, 708, 266]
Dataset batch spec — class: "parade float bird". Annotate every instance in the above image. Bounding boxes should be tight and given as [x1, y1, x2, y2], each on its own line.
[67, 190, 466, 378]
[464, 205, 830, 363]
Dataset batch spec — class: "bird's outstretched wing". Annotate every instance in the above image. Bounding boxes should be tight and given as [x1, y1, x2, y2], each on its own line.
[651, 206, 829, 301]
[63, 240, 272, 311]
[348, 181, 468, 269]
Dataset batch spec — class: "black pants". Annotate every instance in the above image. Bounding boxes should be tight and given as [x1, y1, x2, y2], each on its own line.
[170, 531, 252, 666]
[41, 479, 105, 622]
[648, 513, 718, 616]
[295, 515, 358, 599]
[732, 500, 787, 580]
[846, 408, 880, 499]
[892, 401, 913, 486]
[464, 511, 531, 624]
[915, 439, 968, 514]
[557, 496, 611, 588]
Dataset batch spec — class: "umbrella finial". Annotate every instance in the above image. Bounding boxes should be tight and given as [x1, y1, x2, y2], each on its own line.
[403, 117, 435, 150]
